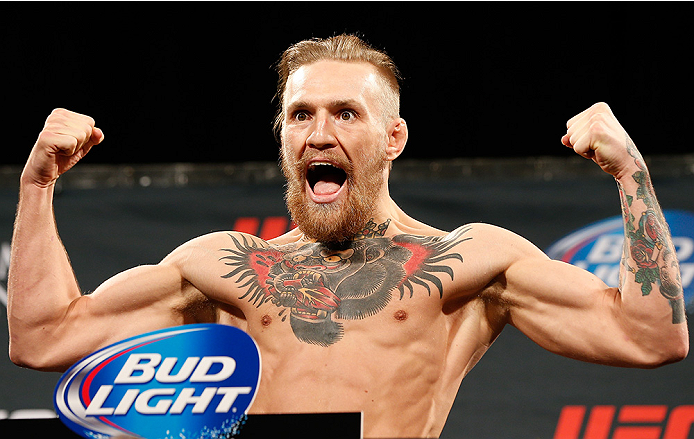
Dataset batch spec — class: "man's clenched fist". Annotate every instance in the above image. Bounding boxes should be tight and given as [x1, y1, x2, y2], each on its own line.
[23, 108, 104, 187]
[561, 102, 640, 180]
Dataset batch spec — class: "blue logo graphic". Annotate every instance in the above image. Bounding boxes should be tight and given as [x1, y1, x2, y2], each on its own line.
[54, 324, 261, 439]
[546, 210, 694, 313]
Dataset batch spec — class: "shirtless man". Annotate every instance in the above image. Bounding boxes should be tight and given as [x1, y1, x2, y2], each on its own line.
[7, 34, 689, 438]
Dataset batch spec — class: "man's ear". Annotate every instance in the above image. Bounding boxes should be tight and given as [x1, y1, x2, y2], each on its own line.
[385, 118, 408, 161]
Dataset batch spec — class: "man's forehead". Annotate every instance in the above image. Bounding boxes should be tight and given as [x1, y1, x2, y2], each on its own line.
[284, 60, 383, 106]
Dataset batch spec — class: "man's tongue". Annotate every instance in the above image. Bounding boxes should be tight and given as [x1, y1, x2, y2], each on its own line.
[307, 163, 347, 197]
[313, 178, 342, 195]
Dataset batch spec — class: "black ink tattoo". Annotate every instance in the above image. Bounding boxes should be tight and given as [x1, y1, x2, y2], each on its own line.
[219, 222, 472, 346]
[353, 218, 391, 240]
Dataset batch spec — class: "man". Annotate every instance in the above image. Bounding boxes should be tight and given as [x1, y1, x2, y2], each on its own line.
[7, 34, 689, 438]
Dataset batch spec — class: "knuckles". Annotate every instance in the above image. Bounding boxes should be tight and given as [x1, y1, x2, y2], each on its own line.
[46, 108, 96, 129]
[36, 130, 79, 154]
[586, 106, 614, 130]
[588, 116, 610, 137]
[590, 101, 611, 113]
[572, 102, 620, 143]
[41, 108, 97, 148]
[37, 115, 96, 155]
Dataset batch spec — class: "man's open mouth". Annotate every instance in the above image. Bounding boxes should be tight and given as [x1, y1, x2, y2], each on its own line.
[306, 162, 347, 200]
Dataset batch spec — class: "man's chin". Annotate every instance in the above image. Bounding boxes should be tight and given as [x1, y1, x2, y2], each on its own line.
[291, 202, 367, 244]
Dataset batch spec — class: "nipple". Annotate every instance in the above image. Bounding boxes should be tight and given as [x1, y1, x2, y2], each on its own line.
[261, 314, 272, 327]
[393, 310, 408, 322]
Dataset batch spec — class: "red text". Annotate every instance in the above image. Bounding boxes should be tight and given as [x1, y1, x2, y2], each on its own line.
[554, 405, 694, 439]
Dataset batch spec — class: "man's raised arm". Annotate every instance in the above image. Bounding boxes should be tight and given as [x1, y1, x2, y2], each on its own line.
[493, 103, 688, 367]
[563, 102, 687, 326]
[6, 109, 201, 372]
[8, 109, 105, 367]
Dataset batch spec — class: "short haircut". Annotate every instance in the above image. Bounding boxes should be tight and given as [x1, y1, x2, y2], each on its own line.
[274, 34, 402, 139]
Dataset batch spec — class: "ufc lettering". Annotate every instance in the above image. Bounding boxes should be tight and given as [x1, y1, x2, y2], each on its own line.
[554, 405, 694, 439]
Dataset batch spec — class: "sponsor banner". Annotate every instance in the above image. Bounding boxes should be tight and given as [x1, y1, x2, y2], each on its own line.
[546, 210, 694, 312]
[54, 324, 261, 439]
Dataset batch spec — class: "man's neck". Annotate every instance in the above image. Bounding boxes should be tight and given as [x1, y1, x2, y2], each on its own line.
[352, 218, 392, 240]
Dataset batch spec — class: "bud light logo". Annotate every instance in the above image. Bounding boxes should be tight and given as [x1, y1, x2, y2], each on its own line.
[546, 210, 694, 313]
[54, 324, 261, 439]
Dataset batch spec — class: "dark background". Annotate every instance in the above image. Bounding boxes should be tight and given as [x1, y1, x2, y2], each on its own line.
[2, 2, 692, 166]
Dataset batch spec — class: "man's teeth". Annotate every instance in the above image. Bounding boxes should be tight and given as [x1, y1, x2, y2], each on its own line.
[309, 162, 339, 171]
[307, 162, 346, 196]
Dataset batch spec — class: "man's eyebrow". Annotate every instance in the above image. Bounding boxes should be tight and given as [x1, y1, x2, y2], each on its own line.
[286, 101, 310, 113]
[286, 99, 364, 113]
[328, 99, 363, 109]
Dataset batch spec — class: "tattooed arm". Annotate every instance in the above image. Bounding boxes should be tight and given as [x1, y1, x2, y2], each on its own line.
[488, 103, 687, 367]
[562, 103, 686, 326]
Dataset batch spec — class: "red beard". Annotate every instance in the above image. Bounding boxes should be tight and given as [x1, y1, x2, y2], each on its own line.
[280, 146, 387, 243]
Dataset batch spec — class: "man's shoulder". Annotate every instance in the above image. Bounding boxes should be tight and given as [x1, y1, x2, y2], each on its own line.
[457, 222, 548, 264]
[386, 219, 523, 242]
[181, 229, 294, 247]
[164, 230, 272, 265]
[453, 222, 529, 241]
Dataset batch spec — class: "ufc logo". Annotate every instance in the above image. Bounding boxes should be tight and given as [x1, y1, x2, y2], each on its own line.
[554, 405, 694, 439]
[232, 217, 295, 241]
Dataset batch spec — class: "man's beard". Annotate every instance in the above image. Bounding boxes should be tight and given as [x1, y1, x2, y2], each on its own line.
[281, 146, 387, 244]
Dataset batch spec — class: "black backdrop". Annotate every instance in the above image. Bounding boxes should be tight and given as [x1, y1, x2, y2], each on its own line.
[2, 2, 692, 166]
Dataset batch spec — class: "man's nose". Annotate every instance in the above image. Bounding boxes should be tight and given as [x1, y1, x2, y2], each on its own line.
[306, 115, 337, 150]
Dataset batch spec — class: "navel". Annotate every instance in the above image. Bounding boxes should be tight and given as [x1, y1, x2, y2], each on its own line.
[261, 314, 273, 327]
[393, 309, 408, 322]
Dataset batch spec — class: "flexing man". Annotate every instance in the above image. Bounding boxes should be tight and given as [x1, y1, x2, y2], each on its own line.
[7, 35, 688, 438]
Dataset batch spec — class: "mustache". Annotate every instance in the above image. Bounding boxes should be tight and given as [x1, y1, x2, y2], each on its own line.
[282, 148, 354, 180]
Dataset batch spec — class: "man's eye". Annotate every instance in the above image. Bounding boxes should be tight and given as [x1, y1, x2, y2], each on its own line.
[295, 111, 309, 121]
[339, 110, 356, 121]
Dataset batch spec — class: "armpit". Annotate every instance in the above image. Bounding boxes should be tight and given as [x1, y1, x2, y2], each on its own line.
[174, 280, 218, 323]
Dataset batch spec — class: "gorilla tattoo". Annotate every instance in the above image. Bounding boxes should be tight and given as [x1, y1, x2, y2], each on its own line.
[219, 224, 472, 346]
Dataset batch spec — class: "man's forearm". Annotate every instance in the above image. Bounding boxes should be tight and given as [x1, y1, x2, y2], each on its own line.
[616, 136, 686, 324]
[7, 181, 83, 358]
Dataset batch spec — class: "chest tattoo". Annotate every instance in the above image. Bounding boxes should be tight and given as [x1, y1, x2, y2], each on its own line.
[219, 224, 472, 346]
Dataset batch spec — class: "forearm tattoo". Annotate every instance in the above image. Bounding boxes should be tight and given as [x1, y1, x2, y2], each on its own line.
[618, 137, 685, 323]
[219, 220, 471, 346]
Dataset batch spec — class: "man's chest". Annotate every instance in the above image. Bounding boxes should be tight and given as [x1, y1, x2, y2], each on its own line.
[232, 279, 449, 350]
[217, 232, 476, 347]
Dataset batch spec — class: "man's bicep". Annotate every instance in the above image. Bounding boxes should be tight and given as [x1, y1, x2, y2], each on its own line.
[89, 262, 190, 313]
[47, 262, 196, 370]
[502, 257, 640, 365]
